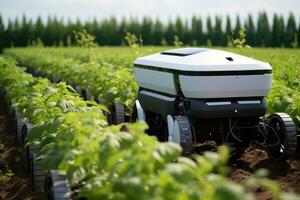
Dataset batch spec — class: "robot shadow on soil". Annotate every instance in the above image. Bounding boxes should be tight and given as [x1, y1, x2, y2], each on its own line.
[132, 48, 298, 160]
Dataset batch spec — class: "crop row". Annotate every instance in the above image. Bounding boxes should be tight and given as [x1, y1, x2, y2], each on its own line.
[2, 57, 291, 199]
[4, 48, 138, 113]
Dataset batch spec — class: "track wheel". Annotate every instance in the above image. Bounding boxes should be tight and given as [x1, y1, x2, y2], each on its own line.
[45, 170, 72, 200]
[30, 151, 47, 190]
[167, 115, 193, 156]
[21, 122, 33, 145]
[112, 102, 125, 124]
[51, 77, 60, 83]
[9, 108, 16, 122]
[0, 88, 5, 98]
[85, 89, 93, 100]
[266, 113, 297, 160]
[15, 113, 25, 145]
[22, 123, 33, 173]
[81, 89, 87, 100]
[74, 85, 81, 95]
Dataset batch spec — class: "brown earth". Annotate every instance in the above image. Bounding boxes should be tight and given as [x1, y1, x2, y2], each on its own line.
[195, 141, 300, 200]
[229, 147, 300, 200]
[0, 102, 45, 200]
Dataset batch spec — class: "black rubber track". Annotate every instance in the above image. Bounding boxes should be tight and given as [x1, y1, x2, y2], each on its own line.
[15, 112, 25, 145]
[46, 170, 72, 200]
[174, 116, 193, 156]
[30, 151, 47, 190]
[114, 103, 125, 124]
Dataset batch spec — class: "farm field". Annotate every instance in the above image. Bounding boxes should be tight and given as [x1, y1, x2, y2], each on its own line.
[4, 47, 300, 128]
[0, 46, 300, 200]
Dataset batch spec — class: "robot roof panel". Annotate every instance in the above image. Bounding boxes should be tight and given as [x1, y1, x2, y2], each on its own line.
[160, 48, 209, 56]
[134, 48, 272, 72]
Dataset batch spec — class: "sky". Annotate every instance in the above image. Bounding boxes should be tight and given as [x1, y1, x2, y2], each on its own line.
[0, 0, 299, 24]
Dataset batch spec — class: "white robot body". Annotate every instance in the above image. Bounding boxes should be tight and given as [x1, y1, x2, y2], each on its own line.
[134, 48, 272, 99]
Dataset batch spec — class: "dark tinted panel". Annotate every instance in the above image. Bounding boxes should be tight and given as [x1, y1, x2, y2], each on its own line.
[161, 48, 209, 56]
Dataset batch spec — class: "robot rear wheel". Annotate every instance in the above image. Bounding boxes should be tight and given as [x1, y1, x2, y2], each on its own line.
[261, 113, 297, 160]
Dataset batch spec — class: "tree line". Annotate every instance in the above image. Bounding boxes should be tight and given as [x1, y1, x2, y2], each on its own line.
[0, 12, 299, 51]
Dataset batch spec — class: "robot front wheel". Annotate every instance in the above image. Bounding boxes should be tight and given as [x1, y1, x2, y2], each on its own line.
[132, 100, 194, 156]
[167, 115, 193, 156]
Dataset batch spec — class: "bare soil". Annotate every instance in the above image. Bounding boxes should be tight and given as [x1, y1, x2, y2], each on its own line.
[0, 102, 45, 200]
[229, 147, 300, 200]
[195, 141, 300, 200]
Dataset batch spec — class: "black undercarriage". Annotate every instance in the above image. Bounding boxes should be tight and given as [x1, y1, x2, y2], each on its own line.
[136, 89, 297, 160]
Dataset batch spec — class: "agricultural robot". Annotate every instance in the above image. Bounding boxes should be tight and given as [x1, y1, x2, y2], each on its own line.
[132, 48, 297, 160]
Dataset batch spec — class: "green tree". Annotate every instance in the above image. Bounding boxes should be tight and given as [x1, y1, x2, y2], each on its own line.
[191, 16, 204, 46]
[291, 33, 299, 48]
[271, 14, 285, 47]
[13, 18, 21, 46]
[141, 17, 153, 45]
[278, 16, 286, 47]
[1, 13, 299, 48]
[271, 14, 280, 47]
[51, 17, 65, 46]
[234, 15, 241, 38]
[225, 15, 232, 46]
[257, 12, 270, 46]
[44, 16, 53, 45]
[127, 17, 140, 37]
[152, 19, 164, 45]
[166, 20, 174, 45]
[225, 15, 232, 36]
[245, 14, 255, 46]
[0, 14, 4, 52]
[34, 16, 45, 44]
[174, 17, 186, 44]
[4, 20, 13, 47]
[88, 18, 101, 45]
[206, 16, 213, 43]
[298, 22, 300, 48]
[213, 16, 225, 46]
[119, 17, 128, 45]
[110, 17, 120, 45]
[99, 19, 109, 45]
[285, 13, 297, 47]
[19, 15, 34, 46]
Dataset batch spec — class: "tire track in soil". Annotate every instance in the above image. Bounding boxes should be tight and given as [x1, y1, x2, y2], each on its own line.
[0, 101, 45, 200]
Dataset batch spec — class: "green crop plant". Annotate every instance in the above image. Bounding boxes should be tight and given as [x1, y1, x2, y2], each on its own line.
[74, 29, 97, 63]
[0, 144, 4, 151]
[173, 35, 184, 47]
[0, 169, 14, 184]
[232, 27, 251, 48]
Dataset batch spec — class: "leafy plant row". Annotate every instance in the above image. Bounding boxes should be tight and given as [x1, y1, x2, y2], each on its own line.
[4, 57, 296, 199]
[5, 48, 138, 111]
